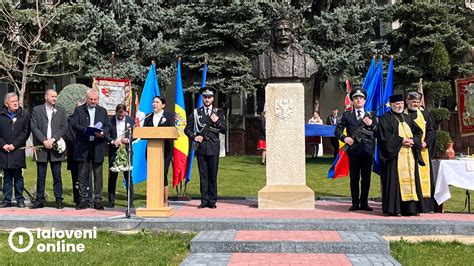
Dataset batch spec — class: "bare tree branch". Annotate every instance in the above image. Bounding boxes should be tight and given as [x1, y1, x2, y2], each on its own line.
[0, 64, 20, 92]
[32, 67, 83, 77]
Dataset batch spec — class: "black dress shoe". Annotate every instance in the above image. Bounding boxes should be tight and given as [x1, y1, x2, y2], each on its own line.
[197, 203, 207, 209]
[348, 205, 359, 211]
[108, 201, 115, 208]
[0, 202, 12, 208]
[30, 202, 44, 209]
[94, 202, 105, 210]
[360, 206, 373, 211]
[75, 202, 88, 210]
[209, 204, 216, 209]
[17, 202, 26, 208]
[56, 202, 64, 209]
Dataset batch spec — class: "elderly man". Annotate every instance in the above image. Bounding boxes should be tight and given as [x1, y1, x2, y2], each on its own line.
[378, 94, 426, 216]
[185, 86, 227, 209]
[404, 91, 437, 212]
[30, 89, 68, 209]
[335, 88, 377, 211]
[70, 89, 110, 210]
[0, 93, 30, 208]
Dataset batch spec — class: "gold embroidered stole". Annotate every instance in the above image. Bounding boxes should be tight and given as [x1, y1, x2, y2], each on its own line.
[414, 109, 431, 197]
[395, 114, 419, 202]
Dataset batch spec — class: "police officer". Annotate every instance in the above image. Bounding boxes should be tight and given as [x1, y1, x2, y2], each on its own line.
[185, 86, 227, 209]
[334, 88, 377, 211]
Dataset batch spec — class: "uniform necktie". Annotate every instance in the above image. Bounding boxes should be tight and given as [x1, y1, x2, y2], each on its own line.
[206, 108, 211, 116]
[357, 110, 362, 120]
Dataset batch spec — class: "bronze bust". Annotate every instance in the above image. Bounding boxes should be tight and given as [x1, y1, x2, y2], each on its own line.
[253, 9, 317, 82]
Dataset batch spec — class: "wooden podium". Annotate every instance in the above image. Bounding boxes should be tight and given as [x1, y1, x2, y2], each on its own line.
[133, 127, 178, 217]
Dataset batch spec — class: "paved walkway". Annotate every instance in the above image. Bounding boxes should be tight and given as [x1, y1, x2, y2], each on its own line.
[0, 200, 472, 222]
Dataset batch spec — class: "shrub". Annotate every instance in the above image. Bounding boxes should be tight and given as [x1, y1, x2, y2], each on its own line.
[57, 83, 89, 117]
[435, 130, 452, 158]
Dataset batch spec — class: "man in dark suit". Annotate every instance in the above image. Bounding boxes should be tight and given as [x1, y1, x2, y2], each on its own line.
[30, 89, 68, 209]
[185, 86, 227, 209]
[106, 104, 135, 208]
[70, 89, 110, 210]
[0, 93, 30, 208]
[335, 88, 377, 211]
[326, 107, 341, 159]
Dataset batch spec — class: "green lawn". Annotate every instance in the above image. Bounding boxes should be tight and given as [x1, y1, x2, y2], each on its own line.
[391, 240, 474, 266]
[0, 230, 194, 265]
[7, 155, 467, 212]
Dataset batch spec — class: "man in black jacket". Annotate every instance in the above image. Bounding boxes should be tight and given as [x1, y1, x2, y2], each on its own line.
[106, 104, 135, 208]
[185, 86, 227, 209]
[30, 89, 68, 209]
[70, 89, 111, 210]
[334, 88, 377, 211]
[326, 107, 341, 159]
[0, 93, 30, 208]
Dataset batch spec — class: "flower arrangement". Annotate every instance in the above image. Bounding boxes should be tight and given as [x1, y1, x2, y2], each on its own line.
[53, 138, 66, 154]
[110, 144, 132, 173]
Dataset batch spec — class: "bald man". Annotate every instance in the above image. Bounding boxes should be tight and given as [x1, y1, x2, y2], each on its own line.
[70, 89, 110, 210]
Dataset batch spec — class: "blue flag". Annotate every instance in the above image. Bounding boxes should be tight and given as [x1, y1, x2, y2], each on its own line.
[131, 63, 160, 184]
[373, 57, 394, 174]
[185, 63, 206, 185]
[364, 59, 383, 112]
[362, 56, 376, 90]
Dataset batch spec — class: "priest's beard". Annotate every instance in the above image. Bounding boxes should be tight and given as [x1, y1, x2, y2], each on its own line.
[391, 106, 404, 113]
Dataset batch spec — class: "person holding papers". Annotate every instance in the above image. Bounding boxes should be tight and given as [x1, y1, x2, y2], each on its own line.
[70, 89, 110, 210]
[144, 96, 174, 207]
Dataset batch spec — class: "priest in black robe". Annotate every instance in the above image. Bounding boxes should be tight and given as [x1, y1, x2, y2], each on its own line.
[377, 94, 427, 216]
[405, 91, 438, 213]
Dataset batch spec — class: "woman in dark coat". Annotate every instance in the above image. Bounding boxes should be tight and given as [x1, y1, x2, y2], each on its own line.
[143, 96, 174, 206]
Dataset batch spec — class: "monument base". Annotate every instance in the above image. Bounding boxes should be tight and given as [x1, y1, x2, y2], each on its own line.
[136, 207, 173, 217]
[258, 185, 315, 209]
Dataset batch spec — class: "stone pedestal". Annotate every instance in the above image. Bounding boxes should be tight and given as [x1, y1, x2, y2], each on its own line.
[258, 83, 315, 209]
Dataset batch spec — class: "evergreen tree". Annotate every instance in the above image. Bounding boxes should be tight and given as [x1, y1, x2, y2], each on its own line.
[388, 2, 473, 108]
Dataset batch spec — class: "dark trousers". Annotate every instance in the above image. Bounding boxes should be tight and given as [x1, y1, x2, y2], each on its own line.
[330, 137, 339, 159]
[2, 168, 24, 203]
[36, 160, 63, 203]
[197, 155, 219, 206]
[108, 170, 134, 204]
[78, 160, 103, 204]
[69, 160, 80, 204]
[348, 155, 372, 208]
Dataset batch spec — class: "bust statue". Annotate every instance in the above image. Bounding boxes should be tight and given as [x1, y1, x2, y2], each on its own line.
[253, 9, 317, 82]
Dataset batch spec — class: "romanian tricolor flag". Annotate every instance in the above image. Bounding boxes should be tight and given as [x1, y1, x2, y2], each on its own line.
[328, 80, 352, 178]
[327, 135, 350, 179]
[172, 59, 189, 188]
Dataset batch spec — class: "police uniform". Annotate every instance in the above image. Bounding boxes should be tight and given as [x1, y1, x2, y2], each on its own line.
[184, 86, 227, 208]
[334, 88, 377, 211]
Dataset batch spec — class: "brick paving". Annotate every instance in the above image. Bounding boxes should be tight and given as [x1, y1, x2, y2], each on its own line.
[0, 200, 471, 222]
[227, 253, 352, 266]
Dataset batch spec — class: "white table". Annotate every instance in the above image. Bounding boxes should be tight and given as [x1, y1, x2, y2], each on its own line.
[434, 159, 474, 205]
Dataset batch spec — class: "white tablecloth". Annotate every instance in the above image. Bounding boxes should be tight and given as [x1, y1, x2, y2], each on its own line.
[434, 160, 474, 205]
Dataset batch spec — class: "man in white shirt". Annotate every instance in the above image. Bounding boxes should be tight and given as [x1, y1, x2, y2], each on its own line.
[30, 89, 68, 209]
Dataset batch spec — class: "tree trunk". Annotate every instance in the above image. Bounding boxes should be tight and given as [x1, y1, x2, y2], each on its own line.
[312, 76, 322, 113]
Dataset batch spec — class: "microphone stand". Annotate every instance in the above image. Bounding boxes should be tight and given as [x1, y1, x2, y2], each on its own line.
[125, 123, 133, 218]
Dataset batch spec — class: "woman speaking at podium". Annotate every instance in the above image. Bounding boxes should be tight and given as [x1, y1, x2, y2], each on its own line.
[144, 96, 175, 206]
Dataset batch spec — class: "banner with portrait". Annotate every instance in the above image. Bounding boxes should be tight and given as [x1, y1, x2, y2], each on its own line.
[93, 78, 132, 115]
[456, 76, 474, 137]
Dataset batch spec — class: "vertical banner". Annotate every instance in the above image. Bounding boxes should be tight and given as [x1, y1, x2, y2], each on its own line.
[456, 76, 474, 137]
[93, 78, 131, 115]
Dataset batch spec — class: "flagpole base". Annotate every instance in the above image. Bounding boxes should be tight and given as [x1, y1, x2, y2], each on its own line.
[258, 185, 315, 209]
[136, 207, 173, 217]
